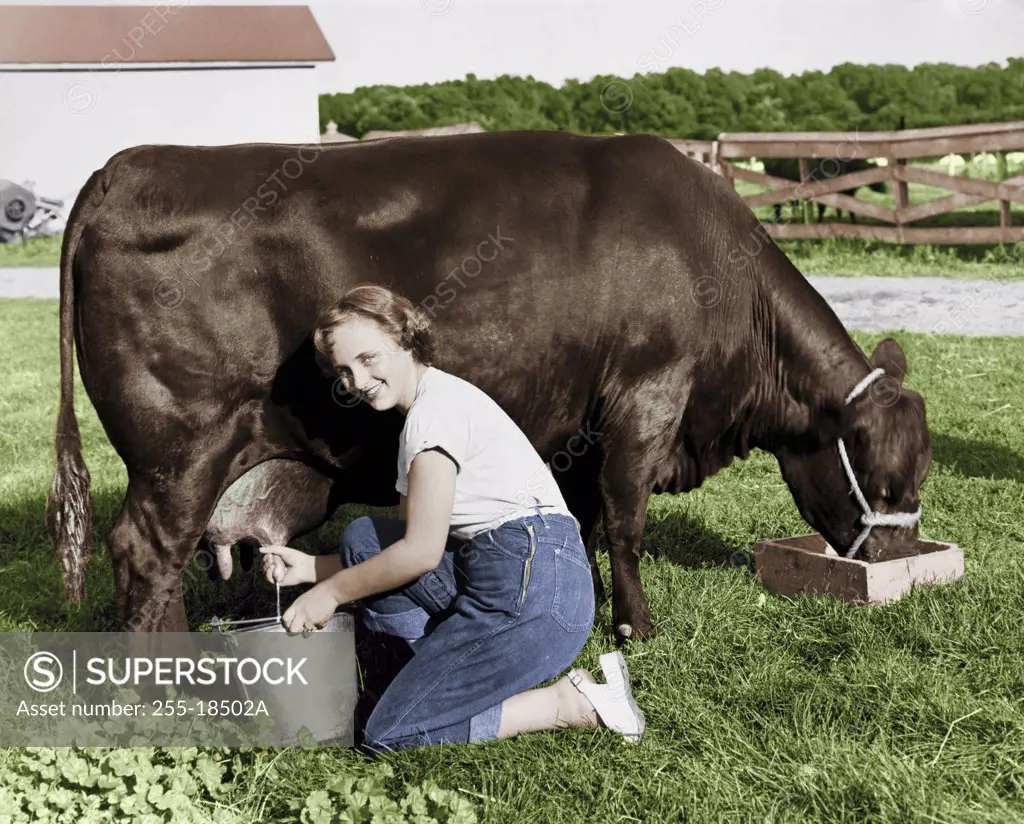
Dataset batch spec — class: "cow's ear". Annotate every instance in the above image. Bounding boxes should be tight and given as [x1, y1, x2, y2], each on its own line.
[869, 337, 907, 386]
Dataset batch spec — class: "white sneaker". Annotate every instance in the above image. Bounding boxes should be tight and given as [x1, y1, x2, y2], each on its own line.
[569, 651, 645, 742]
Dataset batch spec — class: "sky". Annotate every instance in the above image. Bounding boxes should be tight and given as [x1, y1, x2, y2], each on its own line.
[6, 0, 1024, 93]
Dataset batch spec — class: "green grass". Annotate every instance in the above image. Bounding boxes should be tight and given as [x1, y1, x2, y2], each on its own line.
[0, 234, 61, 268]
[2, 299, 1023, 822]
[777, 238, 1024, 280]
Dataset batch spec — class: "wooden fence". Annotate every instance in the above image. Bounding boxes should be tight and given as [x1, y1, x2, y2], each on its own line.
[670, 122, 1024, 244]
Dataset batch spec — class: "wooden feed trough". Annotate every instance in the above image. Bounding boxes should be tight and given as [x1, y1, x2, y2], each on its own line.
[754, 533, 964, 605]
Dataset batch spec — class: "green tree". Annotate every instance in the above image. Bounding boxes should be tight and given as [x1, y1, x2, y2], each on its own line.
[354, 90, 432, 134]
[318, 60, 1023, 140]
[781, 72, 860, 131]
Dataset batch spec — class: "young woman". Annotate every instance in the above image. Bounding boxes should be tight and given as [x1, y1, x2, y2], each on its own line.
[260, 285, 644, 752]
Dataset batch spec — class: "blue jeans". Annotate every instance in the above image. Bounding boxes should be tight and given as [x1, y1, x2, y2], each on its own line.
[340, 509, 595, 752]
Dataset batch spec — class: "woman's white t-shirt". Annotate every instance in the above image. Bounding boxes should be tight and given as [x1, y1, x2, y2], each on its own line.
[396, 366, 573, 541]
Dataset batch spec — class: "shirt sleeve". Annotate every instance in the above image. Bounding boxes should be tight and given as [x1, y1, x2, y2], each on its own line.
[396, 401, 470, 494]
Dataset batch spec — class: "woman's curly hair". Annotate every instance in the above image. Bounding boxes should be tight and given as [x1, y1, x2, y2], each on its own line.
[312, 284, 437, 376]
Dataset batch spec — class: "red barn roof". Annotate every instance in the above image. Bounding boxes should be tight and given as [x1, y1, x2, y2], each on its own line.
[0, 5, 335, 64]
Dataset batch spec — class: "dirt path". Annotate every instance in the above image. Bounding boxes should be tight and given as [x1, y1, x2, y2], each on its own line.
[805, 275, 1024, 337]
[2, 268, 1022, 336]
[1, 267, 59, 299]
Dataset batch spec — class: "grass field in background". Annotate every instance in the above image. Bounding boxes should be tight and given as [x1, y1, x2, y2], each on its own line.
[0, 235, 61, 268]
[776, 238, 1024, 280]
[1, 299, 1022, 822]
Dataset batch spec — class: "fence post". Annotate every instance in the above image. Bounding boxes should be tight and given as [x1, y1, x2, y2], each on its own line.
[719, 144, 735, 191]
[997, 152, 1012, 234]
[798, 157, 812, 224]
[893, 157, 909, 216]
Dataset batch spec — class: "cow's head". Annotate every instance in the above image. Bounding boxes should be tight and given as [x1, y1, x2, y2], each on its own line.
[776, 338, 931, 562]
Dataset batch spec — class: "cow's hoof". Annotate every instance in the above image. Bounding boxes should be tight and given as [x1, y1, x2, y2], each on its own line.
[615, 620, 657, 644]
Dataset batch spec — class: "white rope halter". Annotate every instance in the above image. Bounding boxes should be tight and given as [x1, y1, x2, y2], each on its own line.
[837, 367, 922, 559]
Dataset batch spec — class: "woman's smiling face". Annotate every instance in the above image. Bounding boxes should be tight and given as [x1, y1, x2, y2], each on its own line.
[327, 315, 421, 413]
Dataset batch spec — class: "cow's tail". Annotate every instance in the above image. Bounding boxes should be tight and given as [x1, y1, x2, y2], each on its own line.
[45, 169, 106, 603]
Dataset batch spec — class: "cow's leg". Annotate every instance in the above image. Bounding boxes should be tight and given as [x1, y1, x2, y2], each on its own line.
[595, 436, 661, 641]
[585, 529, 605, 603]
[564, 490, 605, 604]
[593, 380, 688, 642]
[600, 468, 655, 641]
[108, 475, 209, 630]
[109, 446, 258, 631]
[554, 442, 606, 603]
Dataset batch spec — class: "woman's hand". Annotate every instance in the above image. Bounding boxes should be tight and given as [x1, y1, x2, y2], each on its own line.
[281, 583, 341, 634]
[259, 546, 315, 587]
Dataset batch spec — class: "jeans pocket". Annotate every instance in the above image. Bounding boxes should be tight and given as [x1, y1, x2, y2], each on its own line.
[550, 547, 595, 633]
[460, 526, 533, 619]
[485, 519, 536, 562]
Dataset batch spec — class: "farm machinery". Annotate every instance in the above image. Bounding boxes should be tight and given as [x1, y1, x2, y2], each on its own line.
[0, 179, 64, 244]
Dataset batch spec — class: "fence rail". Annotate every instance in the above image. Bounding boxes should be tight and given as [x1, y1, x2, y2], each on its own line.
[665, 122, 1024, 244]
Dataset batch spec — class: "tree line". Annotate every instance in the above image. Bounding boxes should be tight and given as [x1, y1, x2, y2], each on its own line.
[319, 60, 1024, 140]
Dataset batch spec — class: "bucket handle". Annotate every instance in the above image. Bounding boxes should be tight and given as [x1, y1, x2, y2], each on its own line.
[211, 582, 285, 632]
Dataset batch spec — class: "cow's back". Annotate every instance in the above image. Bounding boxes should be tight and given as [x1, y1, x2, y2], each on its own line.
[71, 131, 768, 474]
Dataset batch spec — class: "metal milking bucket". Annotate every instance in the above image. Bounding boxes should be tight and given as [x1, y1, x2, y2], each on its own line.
[208, 583, 358, 746]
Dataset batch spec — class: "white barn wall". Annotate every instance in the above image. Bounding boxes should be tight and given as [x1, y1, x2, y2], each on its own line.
[0, 64, 321, 209]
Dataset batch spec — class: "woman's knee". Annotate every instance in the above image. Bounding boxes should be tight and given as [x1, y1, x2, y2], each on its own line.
[340, 515, 379, 567]
[362, 717, 425, 753]
[362, 720, 457, 753]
